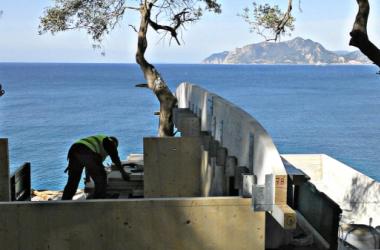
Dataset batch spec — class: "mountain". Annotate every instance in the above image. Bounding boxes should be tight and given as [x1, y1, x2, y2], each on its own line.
[202, 37, 371, 65]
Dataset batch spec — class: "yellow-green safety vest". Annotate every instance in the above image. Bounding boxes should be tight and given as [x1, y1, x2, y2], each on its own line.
[76, 135, 108, 161]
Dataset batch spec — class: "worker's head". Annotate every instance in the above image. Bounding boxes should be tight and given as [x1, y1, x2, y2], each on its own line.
[109, 136, 118, 147]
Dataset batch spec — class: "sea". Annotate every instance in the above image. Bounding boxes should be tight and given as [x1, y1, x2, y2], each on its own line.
[0, 63, 379, 190]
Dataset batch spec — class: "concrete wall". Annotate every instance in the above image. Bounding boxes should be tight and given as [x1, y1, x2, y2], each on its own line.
[0, 138, 10, 201]
[144, 137, 202, 198]
[0, 197, 265, 250]
[176, 83, 288, 211]
[282, 154, 380, 227]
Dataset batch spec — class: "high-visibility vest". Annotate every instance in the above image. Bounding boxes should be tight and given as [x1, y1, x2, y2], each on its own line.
[76, 135, 108, 161]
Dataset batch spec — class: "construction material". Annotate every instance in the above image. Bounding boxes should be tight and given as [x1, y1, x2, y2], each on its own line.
[0, 197, 265, 250]
[144, 137, 202, 198]
[85, 157, 144, 199]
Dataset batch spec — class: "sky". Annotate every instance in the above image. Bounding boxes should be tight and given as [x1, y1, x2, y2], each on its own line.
[0, 0, 379, 63]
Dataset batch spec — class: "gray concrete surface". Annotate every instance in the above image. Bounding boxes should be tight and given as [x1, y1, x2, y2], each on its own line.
[282, 154, 380, 227]
[144, 137, 202, 198]
[0, 197, 265, 250]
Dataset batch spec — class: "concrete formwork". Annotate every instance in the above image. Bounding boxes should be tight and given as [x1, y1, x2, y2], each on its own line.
[0, 197, 265, 250]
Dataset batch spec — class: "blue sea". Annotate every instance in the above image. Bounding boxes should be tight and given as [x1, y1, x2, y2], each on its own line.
[0, 63, 379, 190]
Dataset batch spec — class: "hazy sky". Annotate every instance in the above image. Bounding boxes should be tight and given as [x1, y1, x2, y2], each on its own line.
[0, 0, 379, 63]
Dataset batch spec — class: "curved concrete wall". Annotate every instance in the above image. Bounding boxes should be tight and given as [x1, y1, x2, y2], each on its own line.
[176, 83, 287, 204]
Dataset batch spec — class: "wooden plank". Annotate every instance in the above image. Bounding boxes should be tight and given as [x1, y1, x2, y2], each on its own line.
[274, 175, 288, 204]
[272, 204, 297, 230]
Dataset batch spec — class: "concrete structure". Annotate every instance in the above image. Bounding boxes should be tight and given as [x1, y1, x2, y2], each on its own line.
[282, 154, 380, 227]
[2, 83, 379, 249]
[144, 137, 202, 198]
[176, 83, 295, 228]
[0, 138, 10, 201]
[0, 197, 264, 250]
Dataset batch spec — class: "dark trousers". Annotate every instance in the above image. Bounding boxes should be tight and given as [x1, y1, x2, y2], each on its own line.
[62, 144, 107, 200]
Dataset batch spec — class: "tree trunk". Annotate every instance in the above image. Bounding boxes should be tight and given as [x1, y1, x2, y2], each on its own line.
[349, 0, 380, 69]
[135, 2, 177, 137]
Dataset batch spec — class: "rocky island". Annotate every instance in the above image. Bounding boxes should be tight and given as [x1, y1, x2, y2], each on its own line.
[203, 37, 371, 65]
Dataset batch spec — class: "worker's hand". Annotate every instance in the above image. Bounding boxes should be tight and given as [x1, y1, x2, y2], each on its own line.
[121, 170, 130, 181]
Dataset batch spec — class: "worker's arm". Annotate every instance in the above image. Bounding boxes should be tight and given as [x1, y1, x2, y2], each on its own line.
[103, 138, 129, 181]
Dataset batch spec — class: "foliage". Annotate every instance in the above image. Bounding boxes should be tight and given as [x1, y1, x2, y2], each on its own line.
[39, 0, 221, 45]
[240, 2, 295, 41]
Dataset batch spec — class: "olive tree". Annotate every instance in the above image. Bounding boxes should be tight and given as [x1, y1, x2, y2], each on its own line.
[242, 0, 380, 69]
[240, 0, 295, 42]
[39, 0, 221, 136]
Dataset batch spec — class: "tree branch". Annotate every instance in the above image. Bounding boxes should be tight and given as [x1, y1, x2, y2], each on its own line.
[349, 0, 380, 69]
[274, 0, 293, 41]
[136, 2, 177, 136]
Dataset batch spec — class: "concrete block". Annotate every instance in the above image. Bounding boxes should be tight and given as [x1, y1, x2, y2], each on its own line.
[0, 197, 265, 250]
[208, 139, 219, 158]
[173, 108, 201, 137]
[181, 116, 201, 137]
[0, 138, 10, 201]
[144, 137, 202, 198]
[211, 164, 225, 196]
[216, 147, 227, 166]
[173, 108, 192, 129]
[225, 156, 238, 177]
[235, 166, 249, 190]
[225, 156, 238, 195]
[201, 150, 212, 197]
[253, 185, 266, 211]
[200, 133, 211, 151]
[241, 174, 253, 198]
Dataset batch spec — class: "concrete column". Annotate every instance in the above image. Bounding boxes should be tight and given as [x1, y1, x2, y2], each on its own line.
[0, 138, 10, 201]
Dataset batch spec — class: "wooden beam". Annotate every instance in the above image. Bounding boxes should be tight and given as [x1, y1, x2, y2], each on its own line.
[272, 204, 297, 230]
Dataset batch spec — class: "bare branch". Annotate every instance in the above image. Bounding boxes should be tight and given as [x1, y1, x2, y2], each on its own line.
[125, 6, 141, 11]
[148, 18, 181, 45]
[129, 24, 138, 32]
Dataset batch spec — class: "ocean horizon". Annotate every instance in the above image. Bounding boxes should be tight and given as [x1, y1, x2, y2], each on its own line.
[0, 63, 379, 190]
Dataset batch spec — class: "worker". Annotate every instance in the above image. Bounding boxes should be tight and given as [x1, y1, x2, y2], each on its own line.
[62, 135, 127, 200]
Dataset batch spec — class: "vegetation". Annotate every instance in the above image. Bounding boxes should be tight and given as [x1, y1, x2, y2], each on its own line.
[240, 0, 295, 42]
[39, 0, 221, 136]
